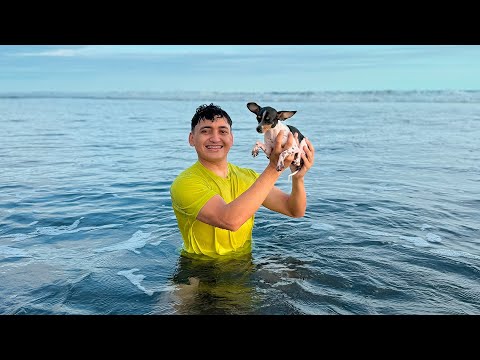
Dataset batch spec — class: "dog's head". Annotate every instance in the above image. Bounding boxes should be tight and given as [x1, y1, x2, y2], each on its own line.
[247, 102, 296, 134]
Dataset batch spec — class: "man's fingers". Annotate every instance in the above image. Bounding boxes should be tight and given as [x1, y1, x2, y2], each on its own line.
[305, 137, 314, 152]
[303, 138, 314, 167]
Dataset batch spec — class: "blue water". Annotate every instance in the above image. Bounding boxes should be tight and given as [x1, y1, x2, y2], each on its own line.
[1, 91, 479, 314]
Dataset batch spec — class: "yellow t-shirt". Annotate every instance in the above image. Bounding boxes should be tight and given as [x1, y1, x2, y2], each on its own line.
[170, 161, 259, 258]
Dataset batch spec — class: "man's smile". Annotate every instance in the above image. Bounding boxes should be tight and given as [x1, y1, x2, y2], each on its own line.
[206, 145, 223, 150]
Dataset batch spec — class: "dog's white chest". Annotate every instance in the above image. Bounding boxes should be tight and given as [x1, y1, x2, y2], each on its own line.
[264, 124, 290, 149]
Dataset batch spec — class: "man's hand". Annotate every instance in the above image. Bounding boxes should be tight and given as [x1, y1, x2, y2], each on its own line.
[268, 130, 296, 172]
[290, 136, 315, 179]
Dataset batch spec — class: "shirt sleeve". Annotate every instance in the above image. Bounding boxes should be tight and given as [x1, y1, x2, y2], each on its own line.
[170, 174, 217, 220]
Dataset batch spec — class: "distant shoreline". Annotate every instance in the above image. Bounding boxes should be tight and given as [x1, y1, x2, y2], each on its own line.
[1, 90, 479, 103]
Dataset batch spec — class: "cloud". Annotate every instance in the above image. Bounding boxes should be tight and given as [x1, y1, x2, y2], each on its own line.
[7, 45, 319, 59]
[6, 45, 472, 61]
[9, 45, 238, 58]
[16, 48, 84, 57]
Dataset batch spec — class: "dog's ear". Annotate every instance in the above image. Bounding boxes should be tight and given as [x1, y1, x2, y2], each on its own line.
[247, 102, 261, 115]
[278, 111, 296, 121]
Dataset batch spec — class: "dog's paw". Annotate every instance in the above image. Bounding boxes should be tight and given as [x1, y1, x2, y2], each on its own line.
[252, 150, 259, 157]
[276, 162, 285, 172]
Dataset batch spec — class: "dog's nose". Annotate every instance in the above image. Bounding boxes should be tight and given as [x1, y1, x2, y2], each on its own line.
[256, 126, 263, 133]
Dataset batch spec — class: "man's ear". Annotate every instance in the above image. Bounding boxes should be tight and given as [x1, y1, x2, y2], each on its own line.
[188, 132, 194, 146]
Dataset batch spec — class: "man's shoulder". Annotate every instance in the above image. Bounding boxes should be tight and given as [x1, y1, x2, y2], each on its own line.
[171, 175, 199, 202]
[172, 163, 203, 184]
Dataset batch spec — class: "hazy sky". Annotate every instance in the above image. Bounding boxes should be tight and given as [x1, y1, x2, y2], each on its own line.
[1, 45, 479, 92]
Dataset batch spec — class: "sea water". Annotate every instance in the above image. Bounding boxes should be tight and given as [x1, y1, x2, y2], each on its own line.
[0, 91, 479, 314]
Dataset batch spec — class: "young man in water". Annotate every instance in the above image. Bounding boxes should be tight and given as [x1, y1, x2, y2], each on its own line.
[170, 103, 315, 258]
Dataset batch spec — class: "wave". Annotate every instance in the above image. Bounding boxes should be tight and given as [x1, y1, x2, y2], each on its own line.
[1, 90, 480, 103]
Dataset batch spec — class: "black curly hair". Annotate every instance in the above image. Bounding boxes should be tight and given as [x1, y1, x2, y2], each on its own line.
[191, 103, 233, 132]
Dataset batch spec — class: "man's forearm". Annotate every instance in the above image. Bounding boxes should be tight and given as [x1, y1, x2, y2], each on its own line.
[287, 177, 307, 217]
[223, 164, 281, 229]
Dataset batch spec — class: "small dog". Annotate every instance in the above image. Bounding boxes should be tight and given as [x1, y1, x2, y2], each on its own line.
[248, 102, 307, 177]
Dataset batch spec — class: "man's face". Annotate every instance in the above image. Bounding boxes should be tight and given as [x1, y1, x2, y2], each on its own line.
[189, 117, 233, 163]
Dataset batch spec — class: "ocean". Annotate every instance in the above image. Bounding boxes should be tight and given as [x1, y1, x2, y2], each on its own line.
[0, 91, 479, 315]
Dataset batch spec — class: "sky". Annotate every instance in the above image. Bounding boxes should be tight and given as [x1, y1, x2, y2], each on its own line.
[0, 45, 479, 93]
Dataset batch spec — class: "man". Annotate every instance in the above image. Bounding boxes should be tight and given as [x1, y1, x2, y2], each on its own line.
[170, 103, 315, 258]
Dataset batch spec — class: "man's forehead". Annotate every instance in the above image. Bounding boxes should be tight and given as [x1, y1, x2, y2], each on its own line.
[196, 117, 230, 128]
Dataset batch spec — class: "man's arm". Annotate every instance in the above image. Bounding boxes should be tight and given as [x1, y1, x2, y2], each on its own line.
[196, 131, 297, 231]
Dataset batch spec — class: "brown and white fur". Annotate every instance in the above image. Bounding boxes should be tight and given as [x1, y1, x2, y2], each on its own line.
[248, 102, 307, 178]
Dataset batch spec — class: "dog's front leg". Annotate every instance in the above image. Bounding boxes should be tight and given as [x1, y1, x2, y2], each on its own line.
[276, 146, 299, 171]
[292, 149, 302, 167]
[252, 141, 267, 157]
[276, 150, 289, 171]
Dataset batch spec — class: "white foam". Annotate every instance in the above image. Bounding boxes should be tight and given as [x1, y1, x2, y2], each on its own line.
[117, 268, 153, 296]
[139, 224, 161, 229]
[0, 245, 31, 258]
[425, 232, 442, 243]
[1, 220, 122, 242]
[34, 218, 83, 235]
[400, 236, 432, 247]
[356, 229, 397, 237]
[6, 233, 37, 242]
[421, 224, 432, 231]
[311, 223, 336, 231]
[431, 248, 480, 261]
[95, 230, 154, 254]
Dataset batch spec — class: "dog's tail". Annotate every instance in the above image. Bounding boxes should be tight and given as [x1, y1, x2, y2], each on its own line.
[288, 168, 301, 181]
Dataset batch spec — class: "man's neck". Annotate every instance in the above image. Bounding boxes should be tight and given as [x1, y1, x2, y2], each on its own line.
[198, 158, 229, 178]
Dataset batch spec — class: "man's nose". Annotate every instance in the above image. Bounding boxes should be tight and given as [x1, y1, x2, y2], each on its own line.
[210, 131, 222, 141]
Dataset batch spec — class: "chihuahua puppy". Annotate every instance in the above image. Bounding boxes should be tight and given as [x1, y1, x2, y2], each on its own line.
[248, 102, 307, 177]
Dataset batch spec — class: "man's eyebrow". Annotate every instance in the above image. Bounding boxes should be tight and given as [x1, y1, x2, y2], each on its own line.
[199, 125, 230, 130]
